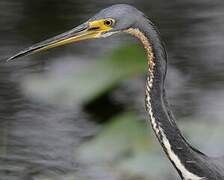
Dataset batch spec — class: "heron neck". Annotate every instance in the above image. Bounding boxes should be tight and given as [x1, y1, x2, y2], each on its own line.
[126, 20, 206, 179]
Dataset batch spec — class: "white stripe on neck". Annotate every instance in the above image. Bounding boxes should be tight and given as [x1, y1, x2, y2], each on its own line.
[125, 28, 204, 180]
[146, 72, 204, 180]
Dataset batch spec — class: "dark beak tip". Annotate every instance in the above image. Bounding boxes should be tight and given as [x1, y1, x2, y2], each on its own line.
[0, 56, 13, 63]
[5, 22, 89, 63]
[5, 56, 13, 62]
[6, 57, 14, 62]
[4, 55, 18, 62]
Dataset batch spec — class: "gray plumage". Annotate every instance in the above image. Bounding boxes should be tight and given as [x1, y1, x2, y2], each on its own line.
[91, 4, 224, 180]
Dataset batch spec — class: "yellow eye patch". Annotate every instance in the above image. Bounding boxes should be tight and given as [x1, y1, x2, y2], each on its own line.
[89, 19, 115, 31]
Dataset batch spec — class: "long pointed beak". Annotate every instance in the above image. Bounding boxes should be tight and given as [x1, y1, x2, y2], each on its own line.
[7, 22, 101, 61]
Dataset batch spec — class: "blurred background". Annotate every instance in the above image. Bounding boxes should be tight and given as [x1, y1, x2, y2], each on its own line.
[0, 0, 224, 180]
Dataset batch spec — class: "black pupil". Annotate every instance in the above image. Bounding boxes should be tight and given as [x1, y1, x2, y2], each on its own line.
[105, 20, 112, 26]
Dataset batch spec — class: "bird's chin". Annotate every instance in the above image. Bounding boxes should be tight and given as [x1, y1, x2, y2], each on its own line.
[100, 31, 120, 38]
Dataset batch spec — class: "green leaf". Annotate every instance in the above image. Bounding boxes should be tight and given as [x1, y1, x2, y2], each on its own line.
[76, 112, 151, 163]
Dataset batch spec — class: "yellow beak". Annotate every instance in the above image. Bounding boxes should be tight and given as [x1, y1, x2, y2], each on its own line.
[7, 19, 113, 61]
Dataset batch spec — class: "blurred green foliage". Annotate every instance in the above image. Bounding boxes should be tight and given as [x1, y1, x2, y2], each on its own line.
[76, 113, 170, 179]
[77, 113, 151, 162]
[20, 44, 173, 179]
[22, 44, 147, 106]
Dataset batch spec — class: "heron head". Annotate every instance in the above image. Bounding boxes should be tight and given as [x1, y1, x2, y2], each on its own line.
[88, 4, 144, 36]
[7, 4, 145, 61]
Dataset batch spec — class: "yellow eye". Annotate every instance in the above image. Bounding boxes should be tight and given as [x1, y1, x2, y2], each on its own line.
[104, 19, 115, 27]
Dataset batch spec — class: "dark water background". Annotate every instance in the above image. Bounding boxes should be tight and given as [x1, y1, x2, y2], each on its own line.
[1, 0, 224, 180]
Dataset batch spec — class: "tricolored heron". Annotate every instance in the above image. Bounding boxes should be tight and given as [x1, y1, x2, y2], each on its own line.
[7, 4, 224, 180]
